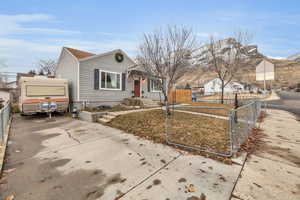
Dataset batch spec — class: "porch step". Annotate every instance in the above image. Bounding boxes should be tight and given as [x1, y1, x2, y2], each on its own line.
[140, 99, 159, 107]
[97, 118, 111, 123]
[108, 112, 121, 116]
[103, 114, 116, 120]
[97, 112, 119, 123]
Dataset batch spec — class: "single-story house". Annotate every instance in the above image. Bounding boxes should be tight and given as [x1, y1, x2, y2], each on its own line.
[204, 78, 247, 95]
[55, 47, 162, 108]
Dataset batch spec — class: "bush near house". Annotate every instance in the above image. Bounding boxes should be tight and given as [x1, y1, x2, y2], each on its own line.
[11, 104, 20, 113]
[121, 98, 144, 106]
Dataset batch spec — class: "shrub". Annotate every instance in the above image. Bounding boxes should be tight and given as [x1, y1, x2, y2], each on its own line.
[11, 104, 20, 113]
[121, 98, 143, 106]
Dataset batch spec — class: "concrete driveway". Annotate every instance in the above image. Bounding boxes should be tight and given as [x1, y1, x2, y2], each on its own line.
[0, 114, 243, 200]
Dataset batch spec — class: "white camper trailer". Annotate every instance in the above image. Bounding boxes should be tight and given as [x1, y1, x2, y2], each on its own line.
[19, 76, 69, 114]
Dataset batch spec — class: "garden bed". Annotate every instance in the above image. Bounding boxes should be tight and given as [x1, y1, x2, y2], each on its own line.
[83, 105, 140, 112]
[106, 109, 230, 155]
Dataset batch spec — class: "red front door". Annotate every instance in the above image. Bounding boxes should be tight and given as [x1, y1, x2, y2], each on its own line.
[134, 80, 140, 97]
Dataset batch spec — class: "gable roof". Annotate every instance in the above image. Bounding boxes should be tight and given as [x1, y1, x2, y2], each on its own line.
[65, 47, 95, 59]
[63, 47, 136, 65]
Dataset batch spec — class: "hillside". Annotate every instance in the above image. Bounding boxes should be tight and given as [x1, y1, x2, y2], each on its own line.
[177, 39, 300, 89]
[178, 57, 300, 89]
[287, 52, 300, 62]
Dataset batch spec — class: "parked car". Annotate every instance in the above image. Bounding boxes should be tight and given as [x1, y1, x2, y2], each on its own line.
[19, 76, 69, 115]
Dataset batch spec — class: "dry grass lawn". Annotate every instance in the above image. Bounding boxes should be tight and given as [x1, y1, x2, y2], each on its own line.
[106, 109, 230, 154]
[174, 102, 233, 117]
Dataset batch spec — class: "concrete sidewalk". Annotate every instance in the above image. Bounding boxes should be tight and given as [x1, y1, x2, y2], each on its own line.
[232, 109, 300, 200]
[1, 114, 244, 200]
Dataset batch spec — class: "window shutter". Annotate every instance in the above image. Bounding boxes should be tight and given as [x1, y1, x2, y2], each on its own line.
[94, 69, 99, 90]
[122, 73, 126, 91]
[147, 78, 151, 92]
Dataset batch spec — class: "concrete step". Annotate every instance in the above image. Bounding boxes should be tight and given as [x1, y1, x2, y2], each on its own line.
[98, 118, 111, 123]
[107, 112, 121, 116]
[103, 115, 116, 120]
[140, 99, 159, 107]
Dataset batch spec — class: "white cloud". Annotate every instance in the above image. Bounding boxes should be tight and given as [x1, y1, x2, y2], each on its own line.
[0, 36, 138, 73]
[0, 14, 138, 73]
[0, 14, 79, 36]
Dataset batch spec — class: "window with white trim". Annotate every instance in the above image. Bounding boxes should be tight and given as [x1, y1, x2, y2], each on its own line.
[100, 71, 121, 90]
[150, 79, 161, 92]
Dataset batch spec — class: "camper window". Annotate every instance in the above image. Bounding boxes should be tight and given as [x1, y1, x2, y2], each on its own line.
[26, 85, 66, 97]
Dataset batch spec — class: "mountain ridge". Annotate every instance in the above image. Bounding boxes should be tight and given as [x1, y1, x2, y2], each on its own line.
[178, 39, 300, 88]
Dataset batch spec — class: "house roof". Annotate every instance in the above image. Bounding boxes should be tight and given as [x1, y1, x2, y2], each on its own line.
[63, 47, 136, 65]
[65, 47, 95, 59]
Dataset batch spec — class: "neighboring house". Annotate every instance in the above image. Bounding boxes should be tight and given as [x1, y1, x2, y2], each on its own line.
[204, 78, 246, 95]
[55, 47, 162, 108]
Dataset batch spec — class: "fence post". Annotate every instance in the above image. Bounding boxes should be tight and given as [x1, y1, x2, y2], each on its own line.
[1, 109, 4, 144]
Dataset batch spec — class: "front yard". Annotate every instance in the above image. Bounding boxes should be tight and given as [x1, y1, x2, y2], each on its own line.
[173, 102, 233, 117]
[106, 109, 230, 154]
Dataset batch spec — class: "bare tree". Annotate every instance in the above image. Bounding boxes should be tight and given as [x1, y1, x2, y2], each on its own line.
[137, 26, 197, 113]
[28, 69, 36, 75]
[37, 59, 57, 75]
[205, 31, 252, 103]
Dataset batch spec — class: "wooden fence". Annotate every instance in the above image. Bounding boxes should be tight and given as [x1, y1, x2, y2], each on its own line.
[168, 89, 192, 104]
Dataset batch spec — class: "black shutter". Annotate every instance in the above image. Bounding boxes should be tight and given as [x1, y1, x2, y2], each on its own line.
[147, 78, 151, 92]
[122, 73, 126, 91]
[94, 69, 99, 90]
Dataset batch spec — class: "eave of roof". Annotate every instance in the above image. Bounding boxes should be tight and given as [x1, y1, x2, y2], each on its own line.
[65, 47, 95, 59]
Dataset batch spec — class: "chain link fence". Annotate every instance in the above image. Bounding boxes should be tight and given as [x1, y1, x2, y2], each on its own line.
[230, 101, 262, 153]
[165, 101, 263, 157]
[0, 101, 11, 144]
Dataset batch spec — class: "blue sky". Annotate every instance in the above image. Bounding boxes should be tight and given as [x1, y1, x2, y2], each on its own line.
[1, 0, 300, 73]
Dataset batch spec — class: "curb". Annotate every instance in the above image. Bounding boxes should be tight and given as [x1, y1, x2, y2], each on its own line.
[0, 117, 12, 175]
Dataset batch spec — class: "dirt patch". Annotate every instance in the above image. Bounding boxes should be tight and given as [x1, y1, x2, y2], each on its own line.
[178, 178, 187, 183]
[146, 185, 152, 190]
[153, 179, 161, 185]
[160, 159, 166, 164]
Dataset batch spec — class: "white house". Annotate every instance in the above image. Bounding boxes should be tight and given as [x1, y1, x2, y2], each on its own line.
[204, 78, 246, 95]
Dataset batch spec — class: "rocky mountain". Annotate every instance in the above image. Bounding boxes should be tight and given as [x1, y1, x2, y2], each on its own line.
[287, 52, 300, 62]
[189, 38, 262, 66]
[177, 39, 300, 89]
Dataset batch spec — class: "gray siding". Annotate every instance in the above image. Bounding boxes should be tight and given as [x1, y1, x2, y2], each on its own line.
[141, 78, 162, 101]
[55, 49, 78, 101]
[79, 51, 134, 103]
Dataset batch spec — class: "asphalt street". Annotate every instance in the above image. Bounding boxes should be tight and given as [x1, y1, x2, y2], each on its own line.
[266, 91, 300, 118]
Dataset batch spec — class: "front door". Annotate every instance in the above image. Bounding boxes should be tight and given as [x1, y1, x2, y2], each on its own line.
[134, 80, 140, 97]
